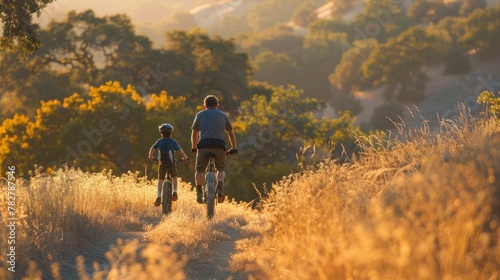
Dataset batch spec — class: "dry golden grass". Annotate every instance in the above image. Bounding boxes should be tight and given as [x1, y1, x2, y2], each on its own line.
[232, 112, 500, 279]
[2, 110, 499, 280]
[0, 167, 186, 279]
[0, 165, 257, 279]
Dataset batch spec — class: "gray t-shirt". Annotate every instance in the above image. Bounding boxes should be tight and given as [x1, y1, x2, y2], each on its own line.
[191, 108, 233, 141]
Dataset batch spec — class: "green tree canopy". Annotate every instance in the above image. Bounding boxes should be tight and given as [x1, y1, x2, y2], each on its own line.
[0, 9, 156, 118]
[362, 26, 448, 101]
[459, 0, 487, 16]
[301, 28, 348, 99]
[407, 0, 459, 24]
[330, 39, 378, 93]
[35, 10, 154, 87]
[237, 26, 304, 61]
[229, 85, 363, 197]
[292, 1, 319, 27]
[0, 0, 56, 61]
[252, 51, 304, 88]
[460, 6, 500, 59]
[234, 85, 324, 165]
[163, 29, 251, 111]
[429, 17, 471, 75]
[247, 0, 306, 31]
[354, 0, 415, 42]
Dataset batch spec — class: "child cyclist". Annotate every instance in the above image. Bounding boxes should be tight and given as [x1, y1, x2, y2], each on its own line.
[149, 123, 188, 206]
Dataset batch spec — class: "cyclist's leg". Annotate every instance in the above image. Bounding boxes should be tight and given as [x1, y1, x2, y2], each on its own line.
[213, 149, 226, 202]
[167, 163, 179, 200]
[168, 164, 178, 192]
[213, 148, 226, 181]
[156, 163, 167, 206]
[195, 149, 210, 203]
[195, 148, 210, 184]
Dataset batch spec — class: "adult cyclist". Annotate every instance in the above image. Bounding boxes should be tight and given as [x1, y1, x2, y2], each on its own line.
[191, 95, 237, 204]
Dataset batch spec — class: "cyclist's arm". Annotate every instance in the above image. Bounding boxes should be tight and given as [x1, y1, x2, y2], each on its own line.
[177, 148, 188, 161]
[227, 130, 237, 150]
[148, 146, 155, 159]
[191, 130, 199, 150]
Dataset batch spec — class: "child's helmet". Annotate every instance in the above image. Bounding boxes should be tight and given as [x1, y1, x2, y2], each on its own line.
[159, 123, 174, 133]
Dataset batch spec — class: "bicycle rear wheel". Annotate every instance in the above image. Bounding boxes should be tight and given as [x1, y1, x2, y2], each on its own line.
[162, 181, 172, 215]
[206, 172, 215, 220]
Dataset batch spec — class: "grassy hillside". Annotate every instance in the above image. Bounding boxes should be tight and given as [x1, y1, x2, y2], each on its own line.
[232, 111, 500, 279]
[0, 166, 256, 279]
[2, 111, 499, 279]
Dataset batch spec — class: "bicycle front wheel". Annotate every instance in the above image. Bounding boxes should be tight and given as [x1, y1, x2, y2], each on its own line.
[162, 181, 172, 215]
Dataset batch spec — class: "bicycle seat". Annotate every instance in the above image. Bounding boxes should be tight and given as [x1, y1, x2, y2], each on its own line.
[206, 152, 216, 158]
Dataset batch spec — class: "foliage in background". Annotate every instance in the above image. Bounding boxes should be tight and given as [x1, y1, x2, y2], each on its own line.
[478, 90, 500, 117]
[460, 5, 500, 59]
[362, 26, 448, 101]
[252, 51, 304, 88]
[330, 39, 378, 94]
[0, 0, 56, 61]
[229, 85, 363, 197]
[2, 3, 500, 202]
[0, 81, 361, 201]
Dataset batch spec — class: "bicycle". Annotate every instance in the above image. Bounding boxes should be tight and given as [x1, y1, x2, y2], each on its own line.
[202, 149, 237, 220]
[204, 153, 217, 220]
[152, 157, 187, 215]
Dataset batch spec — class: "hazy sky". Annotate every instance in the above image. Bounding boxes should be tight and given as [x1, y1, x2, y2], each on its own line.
[39, 0, 205, 27]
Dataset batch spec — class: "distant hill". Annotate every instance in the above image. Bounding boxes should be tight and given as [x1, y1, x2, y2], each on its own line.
[345, 56, 500, 130]
[190, 0, 254, 28]
[41, 0, 204, 24]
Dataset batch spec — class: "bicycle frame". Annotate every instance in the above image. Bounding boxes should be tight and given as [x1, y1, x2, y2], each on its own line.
[152, 157, 184, 216]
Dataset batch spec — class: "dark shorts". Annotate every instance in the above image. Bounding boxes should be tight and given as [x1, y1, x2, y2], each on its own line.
[158, 162, 177, 179]
[196, 148, 226, 171]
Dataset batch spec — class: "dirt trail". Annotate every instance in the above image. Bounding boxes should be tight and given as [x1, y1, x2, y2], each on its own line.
[183, 225, 246, 280]
[58, 217, 248, 280]
[58, 229, 145, 279]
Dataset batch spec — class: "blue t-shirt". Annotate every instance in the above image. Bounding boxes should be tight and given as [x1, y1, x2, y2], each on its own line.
[152, 138, 181, 162]
[152, 138, 181, 152]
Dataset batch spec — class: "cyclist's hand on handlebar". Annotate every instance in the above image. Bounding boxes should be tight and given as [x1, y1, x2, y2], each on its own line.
[191, 148, 197, 154]
[227, 148, 238, 155]
[181, 156, 189, 162]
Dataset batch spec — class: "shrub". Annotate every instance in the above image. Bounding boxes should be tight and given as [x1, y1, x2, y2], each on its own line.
[478, 90, 500, 117]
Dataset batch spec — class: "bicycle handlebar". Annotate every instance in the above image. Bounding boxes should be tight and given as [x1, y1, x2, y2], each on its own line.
[151, 158, 188, 162]
[191, 148, 238, 155]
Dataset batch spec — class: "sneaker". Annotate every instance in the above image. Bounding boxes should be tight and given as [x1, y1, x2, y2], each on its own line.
[154, 197, 161, 206]
[172, 192, 178, 201]
[217, 187, 225, 203]
[196, 186, 203, 204]
[217, 192, 225, 203]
